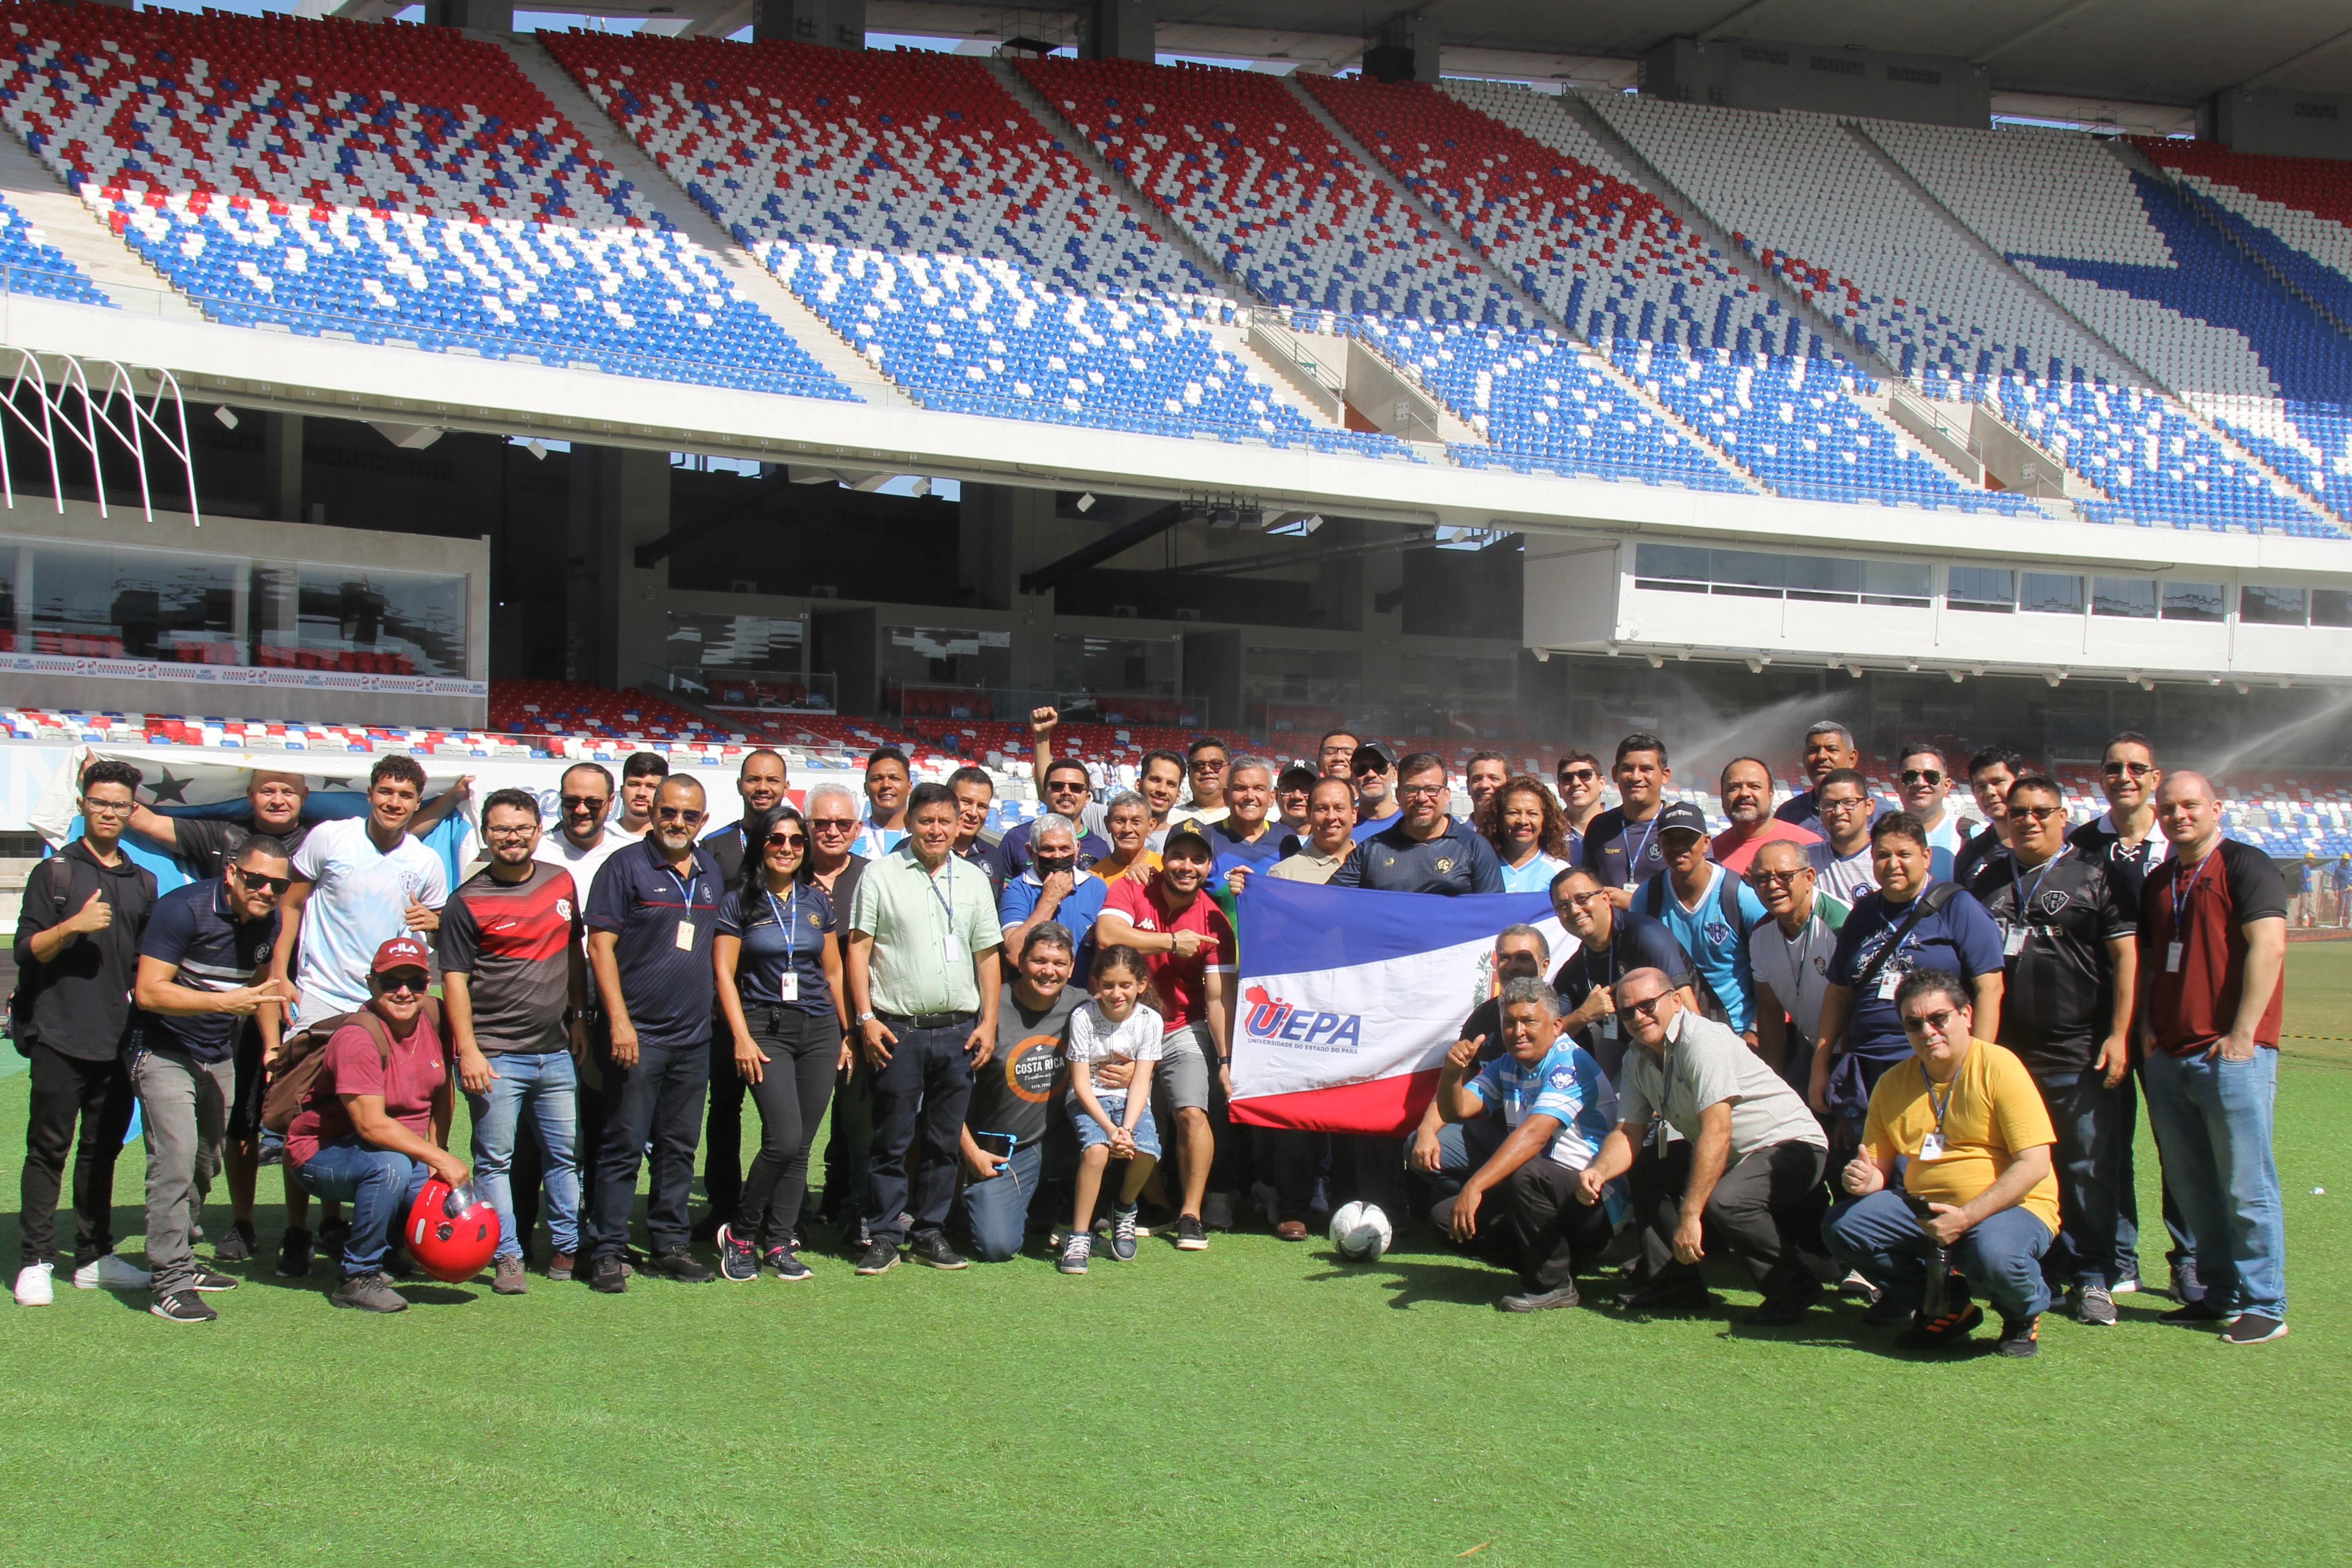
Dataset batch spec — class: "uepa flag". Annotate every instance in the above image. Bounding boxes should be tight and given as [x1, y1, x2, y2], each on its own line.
[1228, 877, 1577, 1136]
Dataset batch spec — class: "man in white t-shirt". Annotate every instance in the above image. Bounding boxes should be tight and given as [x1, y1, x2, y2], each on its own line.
[535, 761, 636, 917]
[272, 754, 450, 1026]
[1746, 837, 1850, 1091]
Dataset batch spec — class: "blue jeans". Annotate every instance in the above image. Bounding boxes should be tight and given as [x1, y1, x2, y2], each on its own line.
[2141, 1048, 2287, 1319]
[294, 1138, 431, 1279]
[2033, 1065, 2129, 1289]
[466, 1050, 580, 1262]
[1824, 1189, 2054, 1323]
[957, 1140, 1042, 1263]
[866, 1020, 977, 1246]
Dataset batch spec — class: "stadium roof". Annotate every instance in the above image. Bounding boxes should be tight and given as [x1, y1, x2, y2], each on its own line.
[499, 0, 2352, 108]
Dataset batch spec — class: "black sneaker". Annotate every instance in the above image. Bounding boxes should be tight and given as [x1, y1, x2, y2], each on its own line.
[330, 1273, 408, 1313]
[717, 1224, 759, 1283]
[214, 1220, 257, 1263]
[149, 1289, 217, 1324]
[908, 1232, 968, 1270]
[1499, 1283, 1580, 1312]
[2161, 1299, 2228, 1324]
[767, 1245, 813, 1282]
[2221, 1312, 2290, 1346]
[589, 1255, 628, 1294]
[1173, 1214, 1208, 1252]
[1897, 1302, 1985, 1351]
[186, 1266, 238, 1293]
[1746, 1279, 1823, 1327]
[854, 1238, 901, 1276]
[1860, 1290, 1915, 1327]
[275, 1225, 314, 1278]
[644, 1248, 715, 1283]
[1109, 1206, 1140, 1262]
[1996, 1314, 2040, 1358]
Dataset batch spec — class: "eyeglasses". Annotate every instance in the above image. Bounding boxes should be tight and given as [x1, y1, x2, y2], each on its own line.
[1614, 994, 1668, 1024]
[377, 973, 429, 997]
[1900, 769, 1944, 787]
[80, 798, 132, 817]
[1399, 783, 1449, 799]
[766, 832, 807, 850]
[1558, 768, 1598, 786]
[655, 806, 706, 824]
[1901, 1008, 1960, 1036]
[1819, 796, 1870, 814]
[232, 869, 293, 895]
[1046, 780, 1087, 794]
[1747, 868, 1810, 888]
[485, 825, 538, 840]
[1560, 888, 1611, 911]
[559, 794, 609, 812]
[809, 818, 856, 832]
[2102, 760, 2156, 779]
[2011, 804, 2065, 822]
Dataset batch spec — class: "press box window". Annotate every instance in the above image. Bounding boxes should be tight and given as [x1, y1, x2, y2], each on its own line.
[2240, 585, 2307, 626]
[2092, 577, 2157, 618]
[2160, 582, 2225, 622]
[2020, 573, 2084, 615]
[1947, 567, 2013, 612]
[2313, 589, 2352, 628]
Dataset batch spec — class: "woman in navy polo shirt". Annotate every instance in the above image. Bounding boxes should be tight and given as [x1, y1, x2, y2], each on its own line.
[714, 805, 850, 1283]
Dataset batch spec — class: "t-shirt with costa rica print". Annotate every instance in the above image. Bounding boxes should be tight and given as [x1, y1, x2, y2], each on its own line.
[964, 982, 1083, 1148]
[435, 861, 581, 1054]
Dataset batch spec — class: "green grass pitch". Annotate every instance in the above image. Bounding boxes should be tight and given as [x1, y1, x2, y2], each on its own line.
[3, 947, 2350, 1566]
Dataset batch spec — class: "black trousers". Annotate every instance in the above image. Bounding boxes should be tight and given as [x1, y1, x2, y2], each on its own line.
[820, 1058, 875, 1228]
[702, 1023, 746, 1224]
[585, 1036, 710, 1261]
[734, 1008, 842, 1248]
[864, 1019, 975, 1246]
[1252, 1127, 1325, 1223]
[1629, 1136, 1827, 1298]
[1494, 1158, 1616, 1291]
[19, 1041, 136, 1268]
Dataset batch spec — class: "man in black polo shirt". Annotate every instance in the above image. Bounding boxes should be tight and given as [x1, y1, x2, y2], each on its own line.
[694, 749, 789, 1238]
[1332, 752, 1505, 895]
[129, 837, 292, 1323]
[992, 759, 1110, 882]
[949, 766, 1006, 903]
[1953, 748, 2022, 890]
[583, 775, 725, 1292]
[1548, 865, 1696, 1084]
[1773, 721, 1859, 832]
[1969, 773, 2140, 1328]
[1580, 733, 1673, 900]
[13, 760, 155, 1306]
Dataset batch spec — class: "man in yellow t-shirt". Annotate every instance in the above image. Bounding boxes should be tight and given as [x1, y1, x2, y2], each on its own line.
[1825, 968, 2059, 1358]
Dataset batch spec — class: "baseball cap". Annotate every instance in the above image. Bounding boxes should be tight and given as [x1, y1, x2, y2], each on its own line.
[1654, 802, 1711, 841]
[371, 936, 430, 976]
[1352, 742, 1393, 775]
[1276, 761, 1319, 792]
[1163, 827, 1215, 861]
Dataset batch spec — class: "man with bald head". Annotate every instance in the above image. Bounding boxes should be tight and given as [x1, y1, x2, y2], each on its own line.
[1573, 966, 1831, 1324]
[2134, 770, 2291, 1345]
[583, 774, 726, 1292]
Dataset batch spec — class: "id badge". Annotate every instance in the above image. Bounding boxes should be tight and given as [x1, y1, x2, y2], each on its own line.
[1876, 968, 1901, 1001]
[1599, 1011, 1619, 1041]
[2003, 924, 2027, 958]
[2165, 941, 2183, 974]
[779, 971, 799, 1003]
[675, 919, 696, 952]
[1919, 1132, 1946, 1160]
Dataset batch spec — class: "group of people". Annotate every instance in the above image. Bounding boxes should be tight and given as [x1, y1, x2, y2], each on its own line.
[9, 710, 2294, 1353]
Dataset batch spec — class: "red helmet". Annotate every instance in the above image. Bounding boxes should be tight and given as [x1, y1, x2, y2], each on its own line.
[405, 1177, 501, 1284]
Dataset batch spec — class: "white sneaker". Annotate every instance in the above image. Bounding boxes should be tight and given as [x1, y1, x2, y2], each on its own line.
[1202, 1190, 1235, 1231]
[13, 1262, 54, 1306]
[73, 1254, 153, 1291]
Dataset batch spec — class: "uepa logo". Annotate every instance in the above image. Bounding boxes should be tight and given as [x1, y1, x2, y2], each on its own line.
[1243, 984, 1363, 1049]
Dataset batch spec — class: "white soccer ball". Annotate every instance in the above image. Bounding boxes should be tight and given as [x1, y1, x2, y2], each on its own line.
[1329, 1201, 1392, 1262]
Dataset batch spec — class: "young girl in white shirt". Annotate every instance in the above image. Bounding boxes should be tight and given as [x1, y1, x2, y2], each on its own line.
[1060, 946, 1162, 1274]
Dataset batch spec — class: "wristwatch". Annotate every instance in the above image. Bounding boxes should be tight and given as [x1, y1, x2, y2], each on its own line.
[855, 1011, 877, 1024]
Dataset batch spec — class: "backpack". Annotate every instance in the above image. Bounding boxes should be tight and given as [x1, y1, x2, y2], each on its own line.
[7, 855, 86, 1057]
[259, 996, 446, 1135]
[1641, 868, 1761, 1029]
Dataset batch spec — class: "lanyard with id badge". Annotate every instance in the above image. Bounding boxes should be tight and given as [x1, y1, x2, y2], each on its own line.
[670, 867, 702, 953]
[2163, 850, 2219, 976]
[764, 887, 802, 1002]
[2002, 855, 2061, 959]
[1917, 1071, 1958, 1161]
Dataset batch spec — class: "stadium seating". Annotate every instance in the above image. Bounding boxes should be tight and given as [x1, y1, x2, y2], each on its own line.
[0, 4, 851, 397]
[0, 187, 107, 303]
[1863, 119, 2352, 533]
[1300, 75, 2040, 515]
[540, 33, 1405, 457]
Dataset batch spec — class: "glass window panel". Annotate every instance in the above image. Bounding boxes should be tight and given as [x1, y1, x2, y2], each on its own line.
[2020, 573, 2084, 614]
[1862, 560, 1932, 605]
[2312, 589, 2352, 628]
[1633, 543, 1709, 582]
[2092, 577, 2158, 618]
[1783, 555, 1864, 596]
[1947, 566, 2014, 611]
[26, 543, 240, 661]
[2160, 581, 2225, 622]
[295, 566, 466, 678]
[2239, 585, 2308, 626]
[1707, 549, 1784, 589]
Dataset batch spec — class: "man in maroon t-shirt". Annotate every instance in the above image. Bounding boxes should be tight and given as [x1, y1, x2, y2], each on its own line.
[1097, 830, 1236, 1251]
[2135, 771, 2289, 1346]
[287, 937, 465, 1314]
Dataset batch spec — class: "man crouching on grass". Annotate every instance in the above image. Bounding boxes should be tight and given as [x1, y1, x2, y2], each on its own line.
[1823, 969, 2058, 1358]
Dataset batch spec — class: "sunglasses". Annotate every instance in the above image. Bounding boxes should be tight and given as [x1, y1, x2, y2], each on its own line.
[655, 806, 706, 823]
[1902, 1008, 1960, 1036]
[232, 869, 294, 895]
[809, 818, 856, 832]
[1190, 759, 1227, 773]
[766, 832, 807, 850]
[1615, 994, 1668, 1024]
[1747, 868, 1808, 887]
[559, 794, 609, 811]
[1900, 769, 1945, 787]
[1558, 768, 1598, 785]
[2011, 804, 2065, 822]
[376, 972, 429, 996]
[1046, 780, 1088, 793]
[2103, 760, 2156, 778]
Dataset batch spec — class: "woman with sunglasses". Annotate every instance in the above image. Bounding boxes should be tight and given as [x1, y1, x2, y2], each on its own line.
[713, 805, 850, 1282]
[1474, 775, 1573, 894]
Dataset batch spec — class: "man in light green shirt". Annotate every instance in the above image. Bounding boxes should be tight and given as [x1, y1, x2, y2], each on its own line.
[844, 781, 1002, 1275]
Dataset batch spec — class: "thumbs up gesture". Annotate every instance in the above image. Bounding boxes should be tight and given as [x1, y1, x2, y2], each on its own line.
[63, 889, 111, 935]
